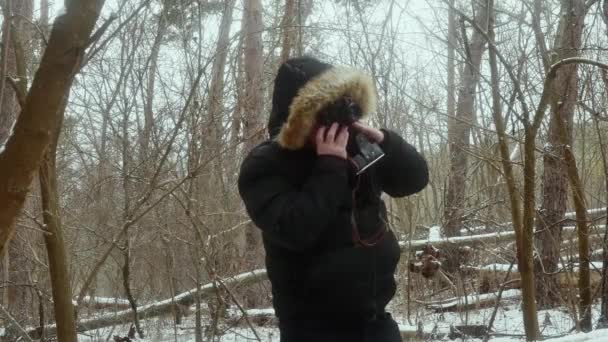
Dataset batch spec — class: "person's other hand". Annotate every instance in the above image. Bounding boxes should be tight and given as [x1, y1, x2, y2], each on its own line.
[316, 122, 349, 159]
[352, 121, 385, 143]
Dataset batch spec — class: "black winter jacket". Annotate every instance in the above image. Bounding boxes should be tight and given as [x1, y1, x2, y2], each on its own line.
[238, 130, 428, 322]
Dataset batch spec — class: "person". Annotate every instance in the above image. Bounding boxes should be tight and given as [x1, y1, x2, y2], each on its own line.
[237, 56, 429, 342]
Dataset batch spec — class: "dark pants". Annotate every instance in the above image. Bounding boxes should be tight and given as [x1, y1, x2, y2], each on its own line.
[278, 312, 403, 342]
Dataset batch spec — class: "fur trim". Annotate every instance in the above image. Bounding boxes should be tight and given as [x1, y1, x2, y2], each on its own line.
[276, 66, 377, 150]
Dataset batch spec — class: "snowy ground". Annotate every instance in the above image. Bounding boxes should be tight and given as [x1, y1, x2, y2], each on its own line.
[76, 300, 608, 341]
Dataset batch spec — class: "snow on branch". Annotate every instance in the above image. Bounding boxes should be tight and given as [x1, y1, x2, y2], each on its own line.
[403, 224, 606, 251]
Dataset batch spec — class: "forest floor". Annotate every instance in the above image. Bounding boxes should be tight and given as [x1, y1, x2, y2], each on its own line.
[77, 300, 608, 341]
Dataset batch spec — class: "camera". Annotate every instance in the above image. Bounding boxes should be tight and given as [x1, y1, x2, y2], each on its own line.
[318, 97, 385, 174]
[350, 133, 385, 175]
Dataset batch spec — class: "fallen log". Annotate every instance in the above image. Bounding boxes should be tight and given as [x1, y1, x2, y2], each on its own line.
[27, 269, 268, 339]
[449, 325, 489, 339]
[401, 225, 606, 251]
[457, 207, 606, 236]
[426, 289, 521, 312]
[74, 296, 132, 310]
[475, 262, 603, 293]
[226, 308, 277, 327]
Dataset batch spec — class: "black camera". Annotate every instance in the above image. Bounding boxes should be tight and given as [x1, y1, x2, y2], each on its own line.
[350, 133, 385, 175]
[318, 97, 385, 174]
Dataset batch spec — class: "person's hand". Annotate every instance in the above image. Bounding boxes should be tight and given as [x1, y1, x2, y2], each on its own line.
[315, 122, 349, 159]
[352, 121, 385, 143]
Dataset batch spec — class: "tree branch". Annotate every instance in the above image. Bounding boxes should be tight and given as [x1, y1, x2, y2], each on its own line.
[0, 303, 35, 342]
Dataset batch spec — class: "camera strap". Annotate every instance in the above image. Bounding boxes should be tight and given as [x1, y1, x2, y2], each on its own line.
[349, 174, 387, 248]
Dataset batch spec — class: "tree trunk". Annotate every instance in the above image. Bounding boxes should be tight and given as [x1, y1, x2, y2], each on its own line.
[554, 114, 592, 331]
[205, 0, 235, 199]
[39, 96, 78, 342]
[486, 2, 539, 336]
[598, 57, 608, 328]
[443, 0, 488, 238]
[141, 1, 169, 158]
[0, 0, 104, 256]
[280, 0, 296, 62]
[535, 0, 586, 309]
[0, 0, 33, 328]
[40, 0, 49, 35]
[0, 1, 16, 147]
[241, 0, 265, 308]
[443, 0, 488, 272]
[446, 0, 456, 134]
[521, 126, 541, 340]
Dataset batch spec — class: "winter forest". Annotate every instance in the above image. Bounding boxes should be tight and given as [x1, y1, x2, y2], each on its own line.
[0, 0, 608, 341]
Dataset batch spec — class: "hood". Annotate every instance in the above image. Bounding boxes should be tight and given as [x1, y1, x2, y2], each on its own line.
[268, 58, 378, 150]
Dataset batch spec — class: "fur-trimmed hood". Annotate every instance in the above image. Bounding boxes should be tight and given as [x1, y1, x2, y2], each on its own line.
[272, 65, 378, 150]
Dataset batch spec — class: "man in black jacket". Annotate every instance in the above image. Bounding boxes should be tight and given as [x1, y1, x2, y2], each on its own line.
[238, 56, 428, 342]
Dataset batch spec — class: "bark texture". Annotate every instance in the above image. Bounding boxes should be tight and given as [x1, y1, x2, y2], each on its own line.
[535, 0, 586, 308]
[444, 0, 488, 239]
[0, 0, 105, 255]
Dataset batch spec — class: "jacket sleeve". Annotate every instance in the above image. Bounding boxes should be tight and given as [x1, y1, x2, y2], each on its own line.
[238, 149, 352, 251]
[375, 129, 429, 197]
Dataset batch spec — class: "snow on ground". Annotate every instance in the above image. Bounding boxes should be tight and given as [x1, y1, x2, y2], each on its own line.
[538, 329, 608, 341]
[75, 301, 608, 341]
[78, 314, 281, 342]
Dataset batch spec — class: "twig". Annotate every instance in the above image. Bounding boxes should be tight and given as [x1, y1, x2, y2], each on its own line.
[438, 269, 457, 291]
[216, 277, 262, 342]
[11, 14, 48, 47]
[6, 76, 25, 107]
[483, 259, 516, 342]
[0, 303, 35, 342]
[84, 0, 152, 65]
[85, 13, 118, 48]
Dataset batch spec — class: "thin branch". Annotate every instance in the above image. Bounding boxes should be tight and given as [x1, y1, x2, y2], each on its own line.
[216, 277, 262, 342]
[84, 0, 152, 65]
[0, 303, 35, 342]
[85, 13, 118, 48]
[483, 259, 516, 342]
[11, 13, 48, 46]
[6, 77, 25, 107]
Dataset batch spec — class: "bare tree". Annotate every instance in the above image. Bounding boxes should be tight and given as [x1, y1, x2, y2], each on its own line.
[534, 0, 588, 309]
[38, 97, 78, 342]
[443, 0, 488, 237]
[443, 0, 488, 272]
[0, 0, 33, 335]
[241, 0, 265, 307]
[0, 0, 105, 262]
[0, 1, 106, 340]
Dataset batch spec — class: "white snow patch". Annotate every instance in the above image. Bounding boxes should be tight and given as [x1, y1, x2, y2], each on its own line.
[476, 262, 605, 273]
[427, 289, 521, 311]
[245, 308, 275, 316]
[0, 118, 16, 156]
[543, 328, 608, 341]
[428, 225, 441, 240]
[72, 296, 131, 307]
